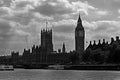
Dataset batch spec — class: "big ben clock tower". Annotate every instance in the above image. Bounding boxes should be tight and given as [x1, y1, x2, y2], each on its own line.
[75, 14, 85, 54]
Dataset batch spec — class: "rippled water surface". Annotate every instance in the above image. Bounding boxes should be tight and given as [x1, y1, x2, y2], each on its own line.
[0, 69, 120, 80]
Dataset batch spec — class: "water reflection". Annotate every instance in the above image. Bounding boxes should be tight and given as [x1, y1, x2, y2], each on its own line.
[0, 69, 120, 80]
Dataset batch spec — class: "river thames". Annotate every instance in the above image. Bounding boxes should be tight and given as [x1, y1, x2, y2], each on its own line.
[0, 69, 120, 80]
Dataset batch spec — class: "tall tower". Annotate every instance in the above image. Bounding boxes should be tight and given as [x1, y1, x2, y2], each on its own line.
[41, 29, 53, 53]
[62, 43, 66, 53]
[75, 14, 85, 54]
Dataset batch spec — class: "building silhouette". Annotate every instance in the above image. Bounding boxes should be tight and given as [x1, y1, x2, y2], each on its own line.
[41, 29, 53, 53]
[0, 14, 95, 67]
[21, 27, 72, 66]
[75, 14, 85, 54]
[83, 36, 120, 64]
[2, 13, 120, 67]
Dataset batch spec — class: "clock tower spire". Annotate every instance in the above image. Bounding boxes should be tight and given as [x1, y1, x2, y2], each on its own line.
[78, 13, 82, 23]
[75, 13, 85, 54]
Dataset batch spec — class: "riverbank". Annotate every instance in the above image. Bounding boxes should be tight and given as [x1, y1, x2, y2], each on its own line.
[64, 65, 120, 70]
[13, 64, 120, 70]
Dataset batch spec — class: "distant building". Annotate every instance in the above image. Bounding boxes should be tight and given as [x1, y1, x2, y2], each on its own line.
[11, 51, 20, 65]
[84, 36, 120, 64]
[21, 28, 72, 65]
[2, 14, 86, 66]
[2, 14, 120, 66]
[20, 14, 85, 65]
[75, 14, 85, 54]
[41, 29, 53, 53]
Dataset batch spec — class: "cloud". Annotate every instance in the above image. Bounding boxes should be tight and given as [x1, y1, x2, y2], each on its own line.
[84, 20, 120, 32]
[92, 34, 110, 41]
[118, 9, 120, 14]
[0, 7, 13, 17]
[51, 19, 76, 44]
[0, 0, 98, 25]
[1, 9, 53, 25]
[1, 12, 33, 25]
[32, 2, 73, 16]
[83, 20, 120, 43]
[96, 10, 109, 16]
[54, 25, 74, 34]
[87, 0, 120, 10]
[0, 0, 12, 7]
[0, 0, 119, 53]
[51, 18, 76, 51]
[53, 19, 76, 26]
[0, 19, 13, 40]
[71, 1, 96, 15]
[11, 0, 35, 10]
[31, 0, 96, 17]
[53, 32, 74, 51]
[0, 19, 14, 55]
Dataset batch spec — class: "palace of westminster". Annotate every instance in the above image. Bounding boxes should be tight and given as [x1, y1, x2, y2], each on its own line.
[1, 14, 120, 66]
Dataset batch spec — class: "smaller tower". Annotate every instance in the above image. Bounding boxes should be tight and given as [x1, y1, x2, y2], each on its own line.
[102, 39, 106, 45]
[89, 41, 92, 47]
[62, 43, 66, 53]
[87, 41, 92, 49]
[32, 45, 36, 54]
[98, 40, 101, 45]
[110, 37, 114, 44]
[89, 41, 92, 46]
[93, 40, 96, 46]
[93, 40, 97, 50]
[116, 36, 119, 41]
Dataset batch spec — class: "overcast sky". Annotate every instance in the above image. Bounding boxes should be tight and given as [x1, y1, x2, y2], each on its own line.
[0, 0, 120, 55]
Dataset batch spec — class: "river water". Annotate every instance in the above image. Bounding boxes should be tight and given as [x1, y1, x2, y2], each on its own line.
[0, 69, 120, 80]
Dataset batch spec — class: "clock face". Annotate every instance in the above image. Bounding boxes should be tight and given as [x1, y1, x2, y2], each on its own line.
[78, 31, 84, 37]
[75, 31, 84, 37]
